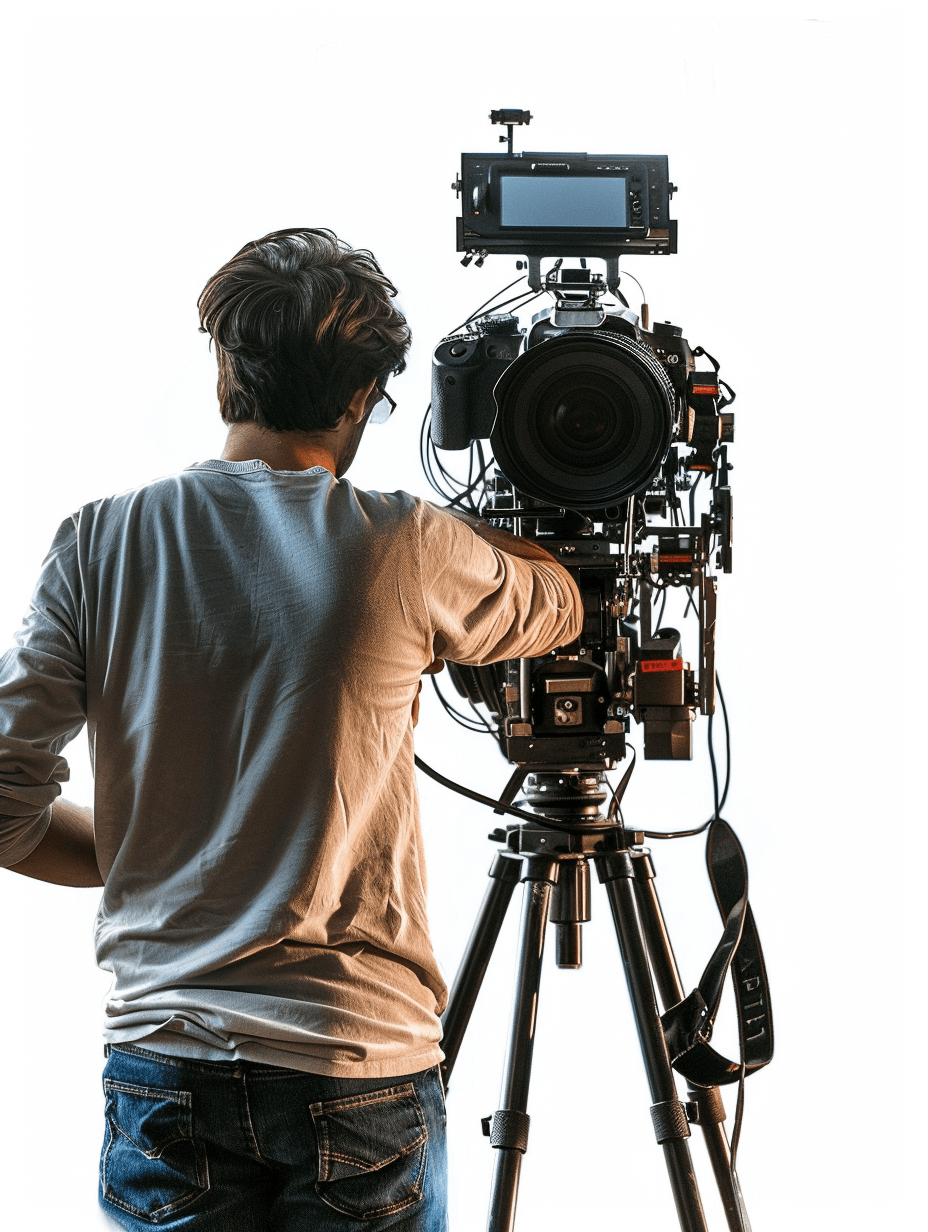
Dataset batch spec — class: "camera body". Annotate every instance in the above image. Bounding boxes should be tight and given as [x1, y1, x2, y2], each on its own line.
[432, 315, 523, 450]
[432, 306, 708, 510]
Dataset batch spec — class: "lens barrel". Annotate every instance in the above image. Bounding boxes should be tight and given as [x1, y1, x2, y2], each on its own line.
[491, 332, 676, 510]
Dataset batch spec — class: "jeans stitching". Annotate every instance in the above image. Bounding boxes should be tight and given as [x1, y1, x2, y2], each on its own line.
[310, 1083, 429, 1219]
[316, 1117, 331, 1182]
[104, 1079, 193, 1106]
[239, 1072, 265, 1162]
[103, 1080, 194, 1158]
[323, 1132, 428, 1169]
[315, 1139, 428, 1220]
[100, 1075, 210, 1219]
[308, 1081, 418, 1116]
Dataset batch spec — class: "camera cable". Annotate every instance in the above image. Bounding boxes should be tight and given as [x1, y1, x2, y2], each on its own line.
[447, 275, 526, 335]
[429, 672, 496, 735]
[413, 753, 622, 835]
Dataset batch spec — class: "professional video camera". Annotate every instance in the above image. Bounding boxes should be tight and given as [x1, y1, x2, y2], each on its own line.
[420, 112, 769, 1232]
[428, 110, 735, 764]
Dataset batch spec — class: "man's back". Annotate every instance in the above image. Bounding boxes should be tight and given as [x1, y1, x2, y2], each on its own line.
[4, 458, 580, 1077]
[0, 227, 583, 1229]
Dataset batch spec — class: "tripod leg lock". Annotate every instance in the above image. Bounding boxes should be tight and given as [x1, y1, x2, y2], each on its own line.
[482, 1109, 531, 1152]
[650, 1099, 691, 1144]
[685, 1086, 726, 1126]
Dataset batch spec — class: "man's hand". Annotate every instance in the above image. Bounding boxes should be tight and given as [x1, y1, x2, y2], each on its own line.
[6, 799, 103, 887]
[412, 658, 445, 727]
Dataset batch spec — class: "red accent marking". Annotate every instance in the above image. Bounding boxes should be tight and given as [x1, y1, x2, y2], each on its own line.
[660, 555, 691, 563]
[691, 384, 718, 396]
[640, 658, 684, 673]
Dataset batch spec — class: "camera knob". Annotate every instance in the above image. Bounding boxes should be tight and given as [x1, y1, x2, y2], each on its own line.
[449, 343, 468, 357]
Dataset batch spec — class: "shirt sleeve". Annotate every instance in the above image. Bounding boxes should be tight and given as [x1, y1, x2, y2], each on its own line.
[417, 501, 583, 665]
[0, 516, 87, 866]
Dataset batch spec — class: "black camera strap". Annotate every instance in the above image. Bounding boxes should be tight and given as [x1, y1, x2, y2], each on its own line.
[660, 817, 773, 1087]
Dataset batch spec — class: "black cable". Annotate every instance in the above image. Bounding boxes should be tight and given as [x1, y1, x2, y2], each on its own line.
[466, 694, 496, 732]
[708, 708, 721, 822]
[619, 269, 646, 304]
[484, 287, 547, 317]
[641, 673, 730, 839]
[429, 675, 491, 733]
[654, 586, 667, 632]
[718, 379, 736, 408]
[447, 276, 526, 335]
[441, 448, 493, 513]
[730, 1062, 747, 1179]
[414, 755, 622, 834]
[443, 469, 489, 514]
[436, 674, 498, 736]
[642, 818, 711, 840]
[605, 744, 638, 847]
[421, 414, 492, 513]
[716, 678, 731, 812]
[453, 285, 549, 334]
[475, 440, 488, 489]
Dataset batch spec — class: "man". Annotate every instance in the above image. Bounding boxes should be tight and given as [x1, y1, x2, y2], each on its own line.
[0, 228, 582, 1230]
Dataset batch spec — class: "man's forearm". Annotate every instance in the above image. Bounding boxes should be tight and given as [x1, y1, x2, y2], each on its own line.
[444, 508, 562, 564]
[6, 799, 102, 887]
[443, 507, 583, 604]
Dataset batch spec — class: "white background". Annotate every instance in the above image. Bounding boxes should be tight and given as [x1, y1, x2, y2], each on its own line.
[0, 2, 923, 1228]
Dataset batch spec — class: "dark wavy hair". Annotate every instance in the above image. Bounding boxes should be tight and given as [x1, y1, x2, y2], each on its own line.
[198, 228, 411, 432]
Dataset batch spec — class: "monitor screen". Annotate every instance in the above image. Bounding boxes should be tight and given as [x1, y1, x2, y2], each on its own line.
[499, 175, 628, 228]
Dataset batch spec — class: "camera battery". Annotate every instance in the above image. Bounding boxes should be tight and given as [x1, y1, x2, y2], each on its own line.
[636, 657, 686, 707]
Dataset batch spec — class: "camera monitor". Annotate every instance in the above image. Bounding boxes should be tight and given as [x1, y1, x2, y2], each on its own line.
[456, 152, 677, 259]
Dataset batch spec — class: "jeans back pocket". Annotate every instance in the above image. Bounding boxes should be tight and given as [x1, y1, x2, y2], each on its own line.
[101, 1079, 209, 1223]
[310, 1081, 428, 1220]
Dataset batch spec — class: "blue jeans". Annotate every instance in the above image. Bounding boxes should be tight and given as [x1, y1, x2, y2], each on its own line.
[99, 1043, 448, 1231]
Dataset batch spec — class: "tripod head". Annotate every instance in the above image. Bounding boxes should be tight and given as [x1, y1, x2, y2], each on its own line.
[487, 768, 636, 970]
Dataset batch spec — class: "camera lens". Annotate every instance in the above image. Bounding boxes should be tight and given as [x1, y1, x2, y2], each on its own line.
[544, 379, 635, 461]
[491, 332, 676, 510]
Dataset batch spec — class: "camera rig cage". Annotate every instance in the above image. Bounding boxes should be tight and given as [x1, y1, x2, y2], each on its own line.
[432, 110, 734, 764]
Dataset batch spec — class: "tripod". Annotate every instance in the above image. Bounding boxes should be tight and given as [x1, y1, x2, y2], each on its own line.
[439, 770, 751, 1232]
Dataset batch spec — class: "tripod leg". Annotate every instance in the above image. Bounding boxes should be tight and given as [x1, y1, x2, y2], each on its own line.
[486, 856, 558, 1232]
[632, 852, 752, 1232]
[596, 850, 709, 1232]
[441, 852, 522, 1087]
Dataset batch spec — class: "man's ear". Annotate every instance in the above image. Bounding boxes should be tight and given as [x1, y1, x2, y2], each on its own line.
[346, 377, 379, 424]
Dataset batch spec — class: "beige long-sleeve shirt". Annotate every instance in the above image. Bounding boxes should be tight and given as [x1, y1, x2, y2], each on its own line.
[0, 460, 582, 1076]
